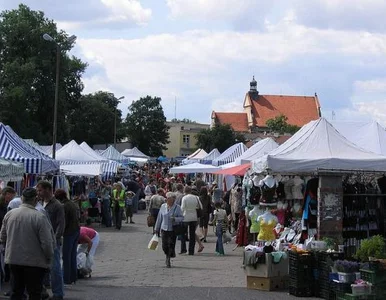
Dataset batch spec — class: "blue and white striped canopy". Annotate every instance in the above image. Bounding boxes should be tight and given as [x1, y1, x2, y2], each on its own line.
[100, 145, 129, 163]
[212, 143, 247, 166]
[0, 124, 60, 174]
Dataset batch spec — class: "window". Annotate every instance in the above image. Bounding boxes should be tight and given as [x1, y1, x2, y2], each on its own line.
[183, 135, 190, 144]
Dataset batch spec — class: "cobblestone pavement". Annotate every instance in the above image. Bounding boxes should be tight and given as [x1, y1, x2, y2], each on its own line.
[1, 211, 317, 300]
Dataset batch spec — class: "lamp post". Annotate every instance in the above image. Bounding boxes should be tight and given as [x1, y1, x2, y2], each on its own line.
[43, 33, 77, 159]
[114, 96, 125, 149]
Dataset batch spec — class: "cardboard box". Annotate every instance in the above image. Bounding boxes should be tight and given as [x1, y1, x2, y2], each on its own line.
[270, 255, 289, 277]
[244, 253, 289, 278]
[246, 276, 289, 291]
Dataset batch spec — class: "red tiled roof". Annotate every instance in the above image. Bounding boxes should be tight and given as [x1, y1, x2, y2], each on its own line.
[213, 112, 249, 132]
[249, 94, 320, 127]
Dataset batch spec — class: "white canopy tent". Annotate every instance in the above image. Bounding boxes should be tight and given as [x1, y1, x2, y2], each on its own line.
[169, 162, 221, 174]
[238, 138, 279, 164]
[80, 142, 110, 161]
[60, 164, 101, 176]
[331, 121, 386, 155]
[182, 149, 208, 165]
[56, 140, 116, 176]
[100, 145, 129, 163]
[252, 118, 386, 174]
[212, 143, 247, 166]
[121, 147, 149, 158]
[200, 148, 221, 165]
[186, 148, 201, 159]
[56, 140, 106, 162]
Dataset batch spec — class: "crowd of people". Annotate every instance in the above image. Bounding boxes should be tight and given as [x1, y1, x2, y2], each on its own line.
[0, 182, 100, 300]
[0, 162, 241, 298]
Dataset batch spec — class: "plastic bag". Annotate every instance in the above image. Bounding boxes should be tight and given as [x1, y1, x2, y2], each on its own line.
[77, 252, 87, 270]
[148, 234, 159, 250]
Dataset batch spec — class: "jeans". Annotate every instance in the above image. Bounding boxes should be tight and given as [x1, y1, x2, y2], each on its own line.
[181, 221, 197, 255]
[215, 223, 224, 255]
[102, 198, 112, 227]
[10, 264, 46, 300]
[62, 229, 80, 284]
[51, 241, 64, 298]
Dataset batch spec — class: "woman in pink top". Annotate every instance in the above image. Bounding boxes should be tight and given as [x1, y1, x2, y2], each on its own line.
[78, 226, 99, 258]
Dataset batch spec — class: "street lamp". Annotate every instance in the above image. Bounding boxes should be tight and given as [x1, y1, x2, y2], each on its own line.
[114, 96, 125, 149]
[43, 33, 77, 159]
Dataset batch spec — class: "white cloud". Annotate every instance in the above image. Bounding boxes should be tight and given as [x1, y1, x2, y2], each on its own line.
[76, 20, 386, 123]
[293, 0, 386, 33]
[3, 0, 152, 30]
[211, 98, 243, 113]
[100, 0, 152, 25]
[166, 0, 386, 33]
[354, 79, 386, 93]
[166, 0, 269, 20]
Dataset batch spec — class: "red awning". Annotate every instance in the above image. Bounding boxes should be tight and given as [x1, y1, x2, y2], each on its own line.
[212, 163, 251, 176]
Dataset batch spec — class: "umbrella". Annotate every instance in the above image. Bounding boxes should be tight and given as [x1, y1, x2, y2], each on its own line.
[212, 163, 251, 176]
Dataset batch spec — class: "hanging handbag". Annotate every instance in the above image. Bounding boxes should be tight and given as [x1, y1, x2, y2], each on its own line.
[147, 215, 155, 227]
[196, 196, 203, 219]
[172, 206, 185, 235]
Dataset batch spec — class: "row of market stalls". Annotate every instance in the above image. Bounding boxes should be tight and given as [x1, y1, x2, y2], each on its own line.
[170, 118, 386, 263]
[0, 122, 154, 190]
[172, 118, 386, 175]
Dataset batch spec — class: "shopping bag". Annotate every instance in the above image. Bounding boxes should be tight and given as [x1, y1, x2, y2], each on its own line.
[148, 234, 159, 250]
[147, 215, 155, 227]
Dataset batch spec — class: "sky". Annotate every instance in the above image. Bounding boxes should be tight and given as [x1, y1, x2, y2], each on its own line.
[2, 0, 386, 125]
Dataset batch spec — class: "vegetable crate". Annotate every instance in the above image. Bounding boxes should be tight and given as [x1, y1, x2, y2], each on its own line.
[359, 269, 386, 285]
[336, 294, 376, 300]
[289, 285, 314, 297]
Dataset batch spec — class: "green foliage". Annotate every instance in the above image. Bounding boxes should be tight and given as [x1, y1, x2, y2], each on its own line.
[196, 123, 246, 153]
[0, 4, 87, 143]
[68, 91, 123, 145]
[266, 114, 300, 135]
[355, 235, 386, 262]
[124, 96, 169, 157]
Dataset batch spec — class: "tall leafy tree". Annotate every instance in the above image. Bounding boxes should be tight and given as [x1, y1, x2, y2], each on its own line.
[196, 124, 245, 153]
[124, 96, 169, 157]
[68, 91, 123, 145]
[266, 114, 300, 135]
[0, 4, 87, 143]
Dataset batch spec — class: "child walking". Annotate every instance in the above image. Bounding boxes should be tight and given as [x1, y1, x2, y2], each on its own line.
[125, 191, 135, 224]
[213, 202, 227, 255]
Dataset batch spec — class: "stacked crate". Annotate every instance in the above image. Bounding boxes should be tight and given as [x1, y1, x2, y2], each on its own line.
[289, 251, 314, 297]
[360, 268, 386, 300]
[313, 251, 345, 299]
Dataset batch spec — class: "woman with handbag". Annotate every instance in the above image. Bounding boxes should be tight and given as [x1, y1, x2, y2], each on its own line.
[154, 192, 183, 268]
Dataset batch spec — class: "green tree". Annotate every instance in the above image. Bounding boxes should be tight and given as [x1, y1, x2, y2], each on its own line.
[124, 96, 169, 157]
[0, 4, 87, 143]
[68, 91, 123, 145]
[196, 123, 245, 153]
[266, 114, 300, 135]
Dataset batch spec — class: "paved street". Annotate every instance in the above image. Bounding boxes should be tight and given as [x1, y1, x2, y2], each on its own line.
[1, 211, 316, 300]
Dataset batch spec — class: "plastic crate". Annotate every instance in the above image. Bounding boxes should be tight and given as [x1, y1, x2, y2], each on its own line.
[351, 284, 372, 296]
[289, 285, 314, 297]
[336, 294, 376, 300]
[333, 281, 352, 293]
[360, 269, 386, 285]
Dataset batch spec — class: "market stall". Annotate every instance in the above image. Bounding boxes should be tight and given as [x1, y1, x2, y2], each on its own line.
[200, 148, 221, 165]
[242, 118, 386, 299]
